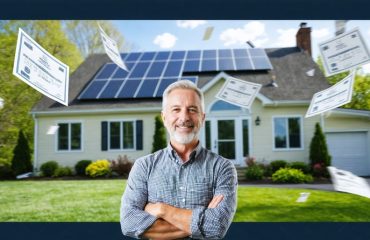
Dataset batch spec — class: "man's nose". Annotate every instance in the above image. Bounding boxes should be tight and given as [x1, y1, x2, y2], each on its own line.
[178, 109, 190, 121]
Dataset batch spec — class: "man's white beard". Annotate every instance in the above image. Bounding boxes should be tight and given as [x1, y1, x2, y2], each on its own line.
[171, 129, 199, 144]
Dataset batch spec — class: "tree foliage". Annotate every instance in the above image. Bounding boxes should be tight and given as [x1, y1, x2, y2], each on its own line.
[316, 56, 370, 110]
[309, 123, 331, 168]
[0, 20, 83, 164]
[63, 20, 135, 58]
[11, 130, 32, 175]
[151, 115, 167, 153]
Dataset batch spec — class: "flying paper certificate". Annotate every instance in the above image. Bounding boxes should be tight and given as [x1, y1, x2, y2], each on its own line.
[13, 28, 69, 106]
[305, 72, 354, 118]
[99, 25, 129, 72]
[216, 77, 262, 109]
[203, 26, 214, 41]
[319, 28, 370, 76]
[328, 166, 370, 198]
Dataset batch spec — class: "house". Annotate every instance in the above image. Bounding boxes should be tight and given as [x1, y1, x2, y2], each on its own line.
[31, 24, 370, 176]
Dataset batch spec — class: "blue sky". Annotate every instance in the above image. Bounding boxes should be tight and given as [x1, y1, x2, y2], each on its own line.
[112, 20, 370, 73]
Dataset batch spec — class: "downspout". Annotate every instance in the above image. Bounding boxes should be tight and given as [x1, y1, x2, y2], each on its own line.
[32, 113, 38, 174]
[320, 113, 325, 132]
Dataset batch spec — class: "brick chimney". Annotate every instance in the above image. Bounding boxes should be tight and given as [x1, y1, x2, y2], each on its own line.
[296, 22, 312, 56]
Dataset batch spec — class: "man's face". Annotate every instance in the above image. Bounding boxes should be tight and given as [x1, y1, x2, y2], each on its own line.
[162, 88, 205, 145]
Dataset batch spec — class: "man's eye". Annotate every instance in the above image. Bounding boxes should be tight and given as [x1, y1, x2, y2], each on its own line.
[172, 108, 180, 112]
[189, 108, 198, 113]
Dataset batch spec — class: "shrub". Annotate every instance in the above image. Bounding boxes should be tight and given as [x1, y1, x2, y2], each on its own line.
[270, 160, 288, 174]
[11, 130, 32, 175]
[309, 123, 331, 175]
[53, 166, 73, 177]
[259, 163, 273, 177]
[151, 115, 167, 153]
[40, 161, 59, 177]
[110, 155, 133, 177]
[244, 156, 256, 167]
[245, 165, 264, 180]
[272, 168, 313, 183]
[75, 160, 92, 176]
[0, 164, 15, 179]
[289, 161, 310, 174]
[86, 159, 111, 178]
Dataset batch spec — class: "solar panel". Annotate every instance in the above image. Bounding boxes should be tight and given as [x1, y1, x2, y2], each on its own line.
[78, 48, 272, 100]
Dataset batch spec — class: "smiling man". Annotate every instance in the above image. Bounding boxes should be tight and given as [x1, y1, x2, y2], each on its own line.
[120, 80, 237, 239]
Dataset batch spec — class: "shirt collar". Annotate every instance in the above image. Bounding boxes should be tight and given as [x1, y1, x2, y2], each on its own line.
[166, 141, 203, 164]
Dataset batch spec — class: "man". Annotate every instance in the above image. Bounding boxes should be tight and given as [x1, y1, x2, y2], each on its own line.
[120, 80, 237, 239]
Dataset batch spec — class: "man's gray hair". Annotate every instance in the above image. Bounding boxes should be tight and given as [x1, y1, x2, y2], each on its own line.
[162, 79, 205, 112]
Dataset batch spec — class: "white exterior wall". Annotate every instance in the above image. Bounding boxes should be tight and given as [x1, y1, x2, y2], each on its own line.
[34, 112, 159, 170]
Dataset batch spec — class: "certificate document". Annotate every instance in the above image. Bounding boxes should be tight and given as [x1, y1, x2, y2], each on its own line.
[216, 77, 261, 109]
[305, 72, 354, 118]
[328, 166, 370, 198]
[99, 25, 129, 72]
[319, 28, 370, 76]
[13, 28, 69, 106]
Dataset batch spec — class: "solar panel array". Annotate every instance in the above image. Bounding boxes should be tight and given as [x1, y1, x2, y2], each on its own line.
[79, 48, 272, 100]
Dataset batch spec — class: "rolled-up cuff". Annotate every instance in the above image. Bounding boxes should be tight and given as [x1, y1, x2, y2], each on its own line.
[190, 206, 206, 239]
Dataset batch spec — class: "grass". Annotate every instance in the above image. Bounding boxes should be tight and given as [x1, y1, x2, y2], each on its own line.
[1, 180, 370, 222]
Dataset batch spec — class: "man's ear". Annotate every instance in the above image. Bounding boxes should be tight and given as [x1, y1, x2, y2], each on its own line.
[161, 111, 165, 122]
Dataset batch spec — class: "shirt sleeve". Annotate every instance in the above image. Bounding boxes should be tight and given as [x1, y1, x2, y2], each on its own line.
[120, 157, 157, 239]
[190, 159, 238, 239]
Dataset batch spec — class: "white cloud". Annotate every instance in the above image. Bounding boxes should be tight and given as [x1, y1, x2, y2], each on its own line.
[312, 28, 330, 40]
[153, 33, 177, 49]
[275, 28, 296, 47]
[176, 20, 207, 29]
[219, 21, 268, 47]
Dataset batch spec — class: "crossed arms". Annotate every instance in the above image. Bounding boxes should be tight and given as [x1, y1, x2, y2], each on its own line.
[142, 195, 224, 239]
[120, 158, 237, 239]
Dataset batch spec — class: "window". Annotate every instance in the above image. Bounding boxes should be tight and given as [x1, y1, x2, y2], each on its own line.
[109, 121, 135, 150]
[273, 117, 302, 150]
[57, 122, 82, 151]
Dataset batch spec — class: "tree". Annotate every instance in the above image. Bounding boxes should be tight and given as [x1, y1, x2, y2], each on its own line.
[63, 20, 135, 58]
[0, 20, 83, 165]
[309, 123, 331, 177]
[11, 130, 32, 175]
[316, 56, 370, 110]
[151, 115, 167, 153]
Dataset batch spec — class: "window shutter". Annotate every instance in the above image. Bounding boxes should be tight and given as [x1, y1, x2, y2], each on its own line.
[136, 120, 143, 150]
[101, 121, 108, 151]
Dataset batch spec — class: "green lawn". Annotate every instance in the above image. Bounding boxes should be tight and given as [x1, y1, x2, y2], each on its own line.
[0, 180, 370, 222]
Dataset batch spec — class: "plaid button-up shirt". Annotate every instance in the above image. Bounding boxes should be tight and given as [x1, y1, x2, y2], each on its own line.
[120, 143, 237, 239]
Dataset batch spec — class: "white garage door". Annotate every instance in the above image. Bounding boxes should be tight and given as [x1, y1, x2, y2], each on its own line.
[326, 132, 369, 176]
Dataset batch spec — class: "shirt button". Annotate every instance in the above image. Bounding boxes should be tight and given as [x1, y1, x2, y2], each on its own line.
[182, 198, 185, 202]
[179, 186, 184, 190]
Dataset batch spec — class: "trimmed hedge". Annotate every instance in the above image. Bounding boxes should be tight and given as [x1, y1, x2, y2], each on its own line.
[245, 165, 264, 180]
[75, 160, 92, 176]
[40, 161, 59, 177]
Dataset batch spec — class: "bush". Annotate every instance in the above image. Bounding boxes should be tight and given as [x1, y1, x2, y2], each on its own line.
[270, 160, 288, 174]
[0, 164, 15, 179]
[53, 166, 73, 177]
[272, 168, 313, 183]
[309, 123, 331, 175]
[11, 130, 32, 175]
[110, 155, 133, 177]
[289, 161, 310, 174]
[75, 160, 92, 176]
[259, 164, 273, 177]
[245, 165, 264, 180]
[151, 115, 167, 153]
[86, 159, 111, 178]
[40, 161, 59, 177]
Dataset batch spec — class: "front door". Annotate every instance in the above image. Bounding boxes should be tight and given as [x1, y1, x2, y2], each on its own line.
[204, 118, 249, 165]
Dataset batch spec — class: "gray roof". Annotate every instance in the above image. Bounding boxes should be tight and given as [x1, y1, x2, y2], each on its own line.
[31, 47, 330, 113]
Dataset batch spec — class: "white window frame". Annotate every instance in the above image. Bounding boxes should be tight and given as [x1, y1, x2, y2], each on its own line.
[107, 119, 136, 151]
[55, 121, 83, 153]
[272, 115, 304, 151]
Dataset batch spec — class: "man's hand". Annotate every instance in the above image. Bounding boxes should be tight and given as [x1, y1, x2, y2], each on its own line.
[145, 202, 164, 218]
